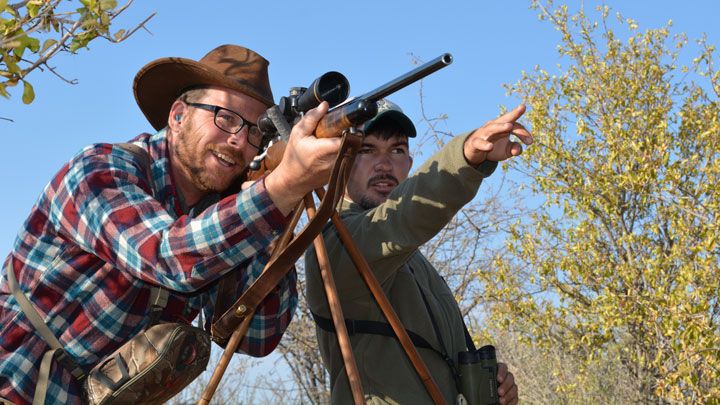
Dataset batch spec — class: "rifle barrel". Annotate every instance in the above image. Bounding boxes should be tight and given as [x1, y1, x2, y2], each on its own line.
[314, 53, 453, 139]
[362, 53, 453, 102]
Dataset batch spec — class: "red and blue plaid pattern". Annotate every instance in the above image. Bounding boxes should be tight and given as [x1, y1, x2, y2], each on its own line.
[0, 130, 297, 404]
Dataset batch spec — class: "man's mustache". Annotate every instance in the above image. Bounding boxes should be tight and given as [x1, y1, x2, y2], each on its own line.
[206, 144, 246, 166]
[367, 174, 399, 187]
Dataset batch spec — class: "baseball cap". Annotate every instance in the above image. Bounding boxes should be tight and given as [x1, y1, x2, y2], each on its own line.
[362, 99, 417, 138]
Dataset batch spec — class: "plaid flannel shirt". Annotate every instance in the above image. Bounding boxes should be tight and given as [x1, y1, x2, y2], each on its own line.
[0, 130, 297, 404]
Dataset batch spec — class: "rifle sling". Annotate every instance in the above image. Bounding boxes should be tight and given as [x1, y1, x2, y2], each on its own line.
[212, 132, 363, 340]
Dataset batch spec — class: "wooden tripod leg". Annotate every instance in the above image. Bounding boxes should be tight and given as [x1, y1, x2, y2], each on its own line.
[304, 194, 365, 404]
[329, 211, 446, 405]
[199, 200, 305, 405]
[312, 187, 445, 404]
[199, 311, 254, 405]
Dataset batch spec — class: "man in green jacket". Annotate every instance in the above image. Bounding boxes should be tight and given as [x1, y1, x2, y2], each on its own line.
[305, 99, 530, 404]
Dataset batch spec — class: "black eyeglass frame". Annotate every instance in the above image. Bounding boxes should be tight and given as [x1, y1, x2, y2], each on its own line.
[185, 102, 264, 149]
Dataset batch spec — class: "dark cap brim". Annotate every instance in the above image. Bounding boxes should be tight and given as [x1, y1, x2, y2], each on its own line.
[363, 110, 416, 138]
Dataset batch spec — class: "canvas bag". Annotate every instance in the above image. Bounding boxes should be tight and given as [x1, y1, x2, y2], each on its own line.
[83, 288, 211, 405]
[6, 262, 212, 405]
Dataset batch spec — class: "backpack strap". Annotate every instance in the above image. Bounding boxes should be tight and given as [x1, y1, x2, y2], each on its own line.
[311, 310, 441, 354]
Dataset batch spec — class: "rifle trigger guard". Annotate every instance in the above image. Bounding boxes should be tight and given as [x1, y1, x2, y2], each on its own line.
[343, 127, 364, 137]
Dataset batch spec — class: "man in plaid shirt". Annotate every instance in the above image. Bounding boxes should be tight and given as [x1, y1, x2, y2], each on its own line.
[0, 45, 342, 404]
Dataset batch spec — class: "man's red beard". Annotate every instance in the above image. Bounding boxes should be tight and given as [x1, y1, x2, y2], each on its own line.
[174, 127, 247, 193]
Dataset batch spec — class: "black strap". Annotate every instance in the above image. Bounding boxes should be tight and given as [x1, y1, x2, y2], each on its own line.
[437, 275, 477, 353]
[310, 311, 445, 356]
[90, 354, 131, 391]
[409, 267, 463, 395]
[311, 266, 473, 395]
[461, 315, 476, 352]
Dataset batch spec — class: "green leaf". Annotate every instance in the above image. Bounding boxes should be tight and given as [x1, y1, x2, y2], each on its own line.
[99, 0, 117, 11]
[40, 39, 57, 54]
[26, 3, 39, 17]
[22, 80, 34, 104]
[26, 36, 39, 53]
[2, 1, 16, 17]
[4, 54, 20, 73]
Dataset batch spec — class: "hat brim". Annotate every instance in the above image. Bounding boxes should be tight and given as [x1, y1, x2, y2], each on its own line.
[133, 57, 275, 131]
[363, 110, 417, 138]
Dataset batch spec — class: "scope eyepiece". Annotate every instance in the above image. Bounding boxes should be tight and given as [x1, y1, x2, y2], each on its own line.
[296, 71, 350, 113]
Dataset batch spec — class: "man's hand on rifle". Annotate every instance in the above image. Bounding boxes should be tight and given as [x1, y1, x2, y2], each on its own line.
[265, 101, 341, 215]
[463, 104, 533, 166]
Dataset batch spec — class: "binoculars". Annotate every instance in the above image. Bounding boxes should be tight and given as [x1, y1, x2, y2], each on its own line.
[458, 345, 498, 405]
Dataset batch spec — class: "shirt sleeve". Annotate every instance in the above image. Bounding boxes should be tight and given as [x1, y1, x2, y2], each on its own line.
[48, 146, 285, 290]
[312, 132, 497, 296]
[48, 146, 298, 355]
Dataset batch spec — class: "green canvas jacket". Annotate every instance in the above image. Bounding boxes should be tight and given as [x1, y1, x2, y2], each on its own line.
[305, 132, 497, 404]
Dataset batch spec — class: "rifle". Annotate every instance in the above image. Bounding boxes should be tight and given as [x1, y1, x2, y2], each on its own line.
[200, 54, 453, 405]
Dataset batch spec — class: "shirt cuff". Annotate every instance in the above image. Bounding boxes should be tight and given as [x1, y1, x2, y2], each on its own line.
[242, 177, 289, 239]
[475, 159, 498, 177]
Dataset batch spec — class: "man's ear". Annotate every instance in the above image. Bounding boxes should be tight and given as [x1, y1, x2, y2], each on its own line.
[408, 155, 413, 171]
[167, 101, 187, 133]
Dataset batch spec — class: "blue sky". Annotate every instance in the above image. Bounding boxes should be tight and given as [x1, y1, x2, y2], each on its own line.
[1, 0, 719, 398]
[1, 0, 718, 255]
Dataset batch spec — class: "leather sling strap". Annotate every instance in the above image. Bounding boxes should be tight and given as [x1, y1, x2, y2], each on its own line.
[6, 260, 86, 405]
[211, 131, 363, 340]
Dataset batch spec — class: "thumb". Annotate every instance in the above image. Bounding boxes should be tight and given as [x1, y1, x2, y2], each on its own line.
[294, 101, 329, 138]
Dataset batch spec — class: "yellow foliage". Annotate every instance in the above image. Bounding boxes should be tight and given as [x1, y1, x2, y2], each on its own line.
[481, 1, 720, 403]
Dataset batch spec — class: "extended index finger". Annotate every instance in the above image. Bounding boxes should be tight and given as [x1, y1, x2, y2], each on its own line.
[495, 104, 526, 124]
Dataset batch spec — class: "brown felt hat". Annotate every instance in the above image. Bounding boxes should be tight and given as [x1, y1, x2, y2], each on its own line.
[133, 45, 274, 130]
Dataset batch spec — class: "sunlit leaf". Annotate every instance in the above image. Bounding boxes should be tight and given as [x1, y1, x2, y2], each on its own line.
[40, 38, 57, 54]
[21, 80, 34, 104]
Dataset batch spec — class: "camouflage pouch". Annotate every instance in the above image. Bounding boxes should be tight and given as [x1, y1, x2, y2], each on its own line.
[84, 322, 211, 404]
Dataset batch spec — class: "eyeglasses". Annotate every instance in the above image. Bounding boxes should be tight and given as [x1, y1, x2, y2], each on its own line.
[186, 102, 265, 149]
